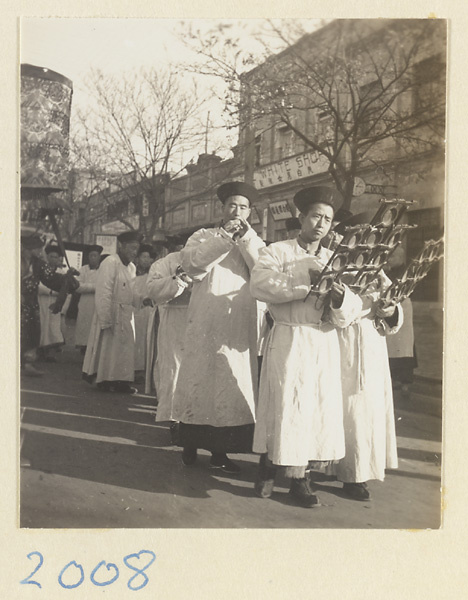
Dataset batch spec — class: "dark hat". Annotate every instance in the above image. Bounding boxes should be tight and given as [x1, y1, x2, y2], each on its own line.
[117, 230, 143, 244]
[164, 234, 187, 248]
[217, 181, 259, 205]
[138, 244, 155, 257]
[88, 244, 103, 254]
[334, 211, 375, 235]
[45, 244, 63, 255]
[285, 217, 301, 232]
[293, 186, 342, 215]
[21, 234, 44, 250]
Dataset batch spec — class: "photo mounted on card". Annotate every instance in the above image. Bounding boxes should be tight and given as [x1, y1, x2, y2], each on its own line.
[19, 17, 444, 538]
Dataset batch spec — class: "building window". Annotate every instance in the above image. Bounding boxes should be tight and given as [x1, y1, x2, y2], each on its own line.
[142, 196, 149, 217]
[413, 55, 446, 113]
[315, 105, 334, 145]
[213, 200, 224, 219]
[192, 203, 208, 222]
[255, 134, 262, 167]
[172, 207, 187, 226]
[358, 80, 385, 138]
[274, 124, 294, 160]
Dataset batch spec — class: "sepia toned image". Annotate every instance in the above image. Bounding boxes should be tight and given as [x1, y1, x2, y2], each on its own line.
[20, 18, 445, 529]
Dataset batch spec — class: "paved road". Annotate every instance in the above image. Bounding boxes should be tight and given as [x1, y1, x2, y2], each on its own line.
[20, 348, 442, 529]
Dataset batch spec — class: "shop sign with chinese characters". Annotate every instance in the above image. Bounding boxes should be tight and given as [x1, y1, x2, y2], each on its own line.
[101, 215, 140, 234]
[95, 234, 117, 255]
[269, 201, 293, 221]
[254, 151, 329, 189]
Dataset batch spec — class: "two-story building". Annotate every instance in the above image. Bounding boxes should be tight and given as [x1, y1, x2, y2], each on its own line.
[235, 18, 446, 305]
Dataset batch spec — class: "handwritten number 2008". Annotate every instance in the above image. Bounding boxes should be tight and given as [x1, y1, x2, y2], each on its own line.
[20, 550, 156, 591]
[20, 552, 43, 588]
[124, 551, 156, 591]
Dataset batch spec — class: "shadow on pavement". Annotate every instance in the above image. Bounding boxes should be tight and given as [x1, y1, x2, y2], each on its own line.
[21, 427, 260, 500]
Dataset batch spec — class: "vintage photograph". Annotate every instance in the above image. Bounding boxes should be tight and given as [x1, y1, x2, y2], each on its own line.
[20, 18, 445, 529]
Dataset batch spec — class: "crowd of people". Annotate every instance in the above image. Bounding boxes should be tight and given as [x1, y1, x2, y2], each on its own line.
[21, 181, 415, 508]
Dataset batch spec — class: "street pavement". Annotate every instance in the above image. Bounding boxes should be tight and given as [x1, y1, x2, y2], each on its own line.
[20, 347, 442, 529]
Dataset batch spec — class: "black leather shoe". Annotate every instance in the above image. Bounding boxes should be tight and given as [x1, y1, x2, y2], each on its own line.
[342, 482, 371, 501]
[182, 447, 197, 466]
[289, 477, 320, 508]
[210, 454, 241, 474]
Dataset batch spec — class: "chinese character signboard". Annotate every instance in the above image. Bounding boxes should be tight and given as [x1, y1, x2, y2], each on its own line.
[95, 234, 117, 256]
[269, 201, 293, 221]
[254, 151, 329, 189]
[101, 215, 140, 234]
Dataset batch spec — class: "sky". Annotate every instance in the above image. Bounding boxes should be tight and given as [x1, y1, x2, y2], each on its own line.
[21, 18, 324, 164]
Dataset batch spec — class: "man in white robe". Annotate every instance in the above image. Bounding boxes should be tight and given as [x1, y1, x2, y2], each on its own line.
[327, 214, 403, 501]
[172, 181, 265, 474]
[75, 245, 102, 353]
[82, 231, 141, 394]
[250, 186, 355, 508]
[146, 248, 192, 423]
[330, 273, 402, 500]
[133, 244, 156, 374]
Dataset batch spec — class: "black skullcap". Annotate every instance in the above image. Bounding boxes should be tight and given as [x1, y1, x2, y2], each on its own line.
[21, 234, 44, 250]
[117, 230, 143, 244]
[285, 217, 301, 232]
[217, 181, 259, 205]
[45, 244, 63, 255]
[138, 244, 155, 257]
[88, 244, 103, 254]
[293, 186, 342, 215]
[171, 234, 187, 246]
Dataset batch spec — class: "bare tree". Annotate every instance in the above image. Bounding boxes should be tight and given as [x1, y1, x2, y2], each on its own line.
[181, 19, 446, 210]
[72, 67, 209, 239]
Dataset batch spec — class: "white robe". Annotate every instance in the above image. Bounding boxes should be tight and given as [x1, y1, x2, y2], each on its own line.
[250, 239, 353, 466]
[330, 275, 402, 482]
[133, 273, 152, 371]
[144, 306, 159, 395]
[82, 254, 136, 383]
[172, 227, 265, 427]
[75, 265, 99, 347]
[38, 282, 64, 348]
[146, 251, 191, 422]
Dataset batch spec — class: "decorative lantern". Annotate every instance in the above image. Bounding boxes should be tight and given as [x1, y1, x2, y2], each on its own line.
[20, 64, 73, 199]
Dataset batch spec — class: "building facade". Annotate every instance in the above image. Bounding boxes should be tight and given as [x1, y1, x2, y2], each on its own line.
[79, 19, 445, 304]
[235, 18, 446, 302]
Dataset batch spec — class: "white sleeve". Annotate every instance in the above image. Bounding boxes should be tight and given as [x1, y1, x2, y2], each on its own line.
[146, 256, 187, 305]
[94, 257, 117, 328]
[180, 229, 234, 278]
[236, 228, 266, 271]
[250, 246, 311, 304]
[329, 287, 364, 328]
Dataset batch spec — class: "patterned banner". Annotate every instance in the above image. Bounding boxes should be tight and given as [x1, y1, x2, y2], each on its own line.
[21, 64, 73, 194]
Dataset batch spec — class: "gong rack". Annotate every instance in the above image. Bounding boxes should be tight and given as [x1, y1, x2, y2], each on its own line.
[380, 237, 444, 307]
[306, 198, 417, 299]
